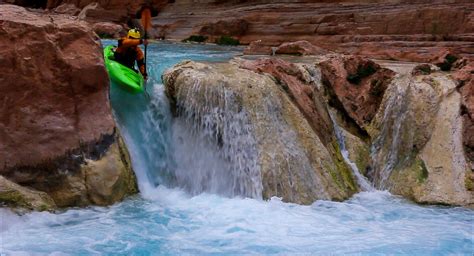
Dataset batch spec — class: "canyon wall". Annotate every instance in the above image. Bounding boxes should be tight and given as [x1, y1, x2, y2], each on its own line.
[7, 0, 473, 62]
[5, 0, 474, 62]
[154, 0, 474, 61]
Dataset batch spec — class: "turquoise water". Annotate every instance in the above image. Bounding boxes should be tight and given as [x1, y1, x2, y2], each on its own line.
[1, 41, 473, 255]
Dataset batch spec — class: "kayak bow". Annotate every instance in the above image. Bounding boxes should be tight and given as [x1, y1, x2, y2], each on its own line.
[103, 45, 145, 94]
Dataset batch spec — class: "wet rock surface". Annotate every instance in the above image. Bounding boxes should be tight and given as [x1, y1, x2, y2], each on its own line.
[453, 60, 474, 167]
[0, 5, 137, 209]
[238, 57, 334, 146]
[164, 60, 357, 204]
[164, 54, 473, 206]
[368, 67, 473, 206]
[0, 176, 57, 211]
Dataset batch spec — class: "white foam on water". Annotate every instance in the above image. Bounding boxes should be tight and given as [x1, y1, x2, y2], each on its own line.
[1, 188, 473, 255]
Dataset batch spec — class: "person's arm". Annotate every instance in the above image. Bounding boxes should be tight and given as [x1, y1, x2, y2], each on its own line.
[136, 47, 147, 79]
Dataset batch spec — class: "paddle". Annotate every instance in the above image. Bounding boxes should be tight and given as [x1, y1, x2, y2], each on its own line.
[140, 7, 152, 98]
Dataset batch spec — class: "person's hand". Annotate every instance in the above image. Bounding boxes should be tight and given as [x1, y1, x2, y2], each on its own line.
[143, 39, 149, 46]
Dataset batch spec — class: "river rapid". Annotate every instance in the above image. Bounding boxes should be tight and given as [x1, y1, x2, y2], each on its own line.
[1, 41, 472, 255]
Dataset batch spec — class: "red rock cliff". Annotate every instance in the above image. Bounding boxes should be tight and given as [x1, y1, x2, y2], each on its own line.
[156, 0, 474, 61]
[13, 0, 473, 62]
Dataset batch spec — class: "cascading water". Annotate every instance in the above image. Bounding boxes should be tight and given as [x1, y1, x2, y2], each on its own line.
[1, 42, 472, 255]
[329, 110, 374, 192]
[171, 78, 262, 198]
[109, 41, 261, 198]
[369, 75, 412, 189]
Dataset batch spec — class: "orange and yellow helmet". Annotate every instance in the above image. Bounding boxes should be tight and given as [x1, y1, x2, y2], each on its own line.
[127, 28, 141, 39]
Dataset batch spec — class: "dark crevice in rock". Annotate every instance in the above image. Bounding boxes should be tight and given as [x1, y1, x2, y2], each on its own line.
[3, 130, 117, 190]
[8, 0, 47, 9]
[321, 76, 370, 141]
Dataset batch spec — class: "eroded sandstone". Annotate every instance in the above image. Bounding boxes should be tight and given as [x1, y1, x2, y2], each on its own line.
[0, 5, 137, 209]
[319, 55, 396, 132]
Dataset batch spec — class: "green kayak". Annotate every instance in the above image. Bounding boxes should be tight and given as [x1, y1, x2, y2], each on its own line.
[103, 45, 145, 94]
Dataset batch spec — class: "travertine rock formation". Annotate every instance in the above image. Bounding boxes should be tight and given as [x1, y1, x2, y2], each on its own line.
[163, 60, 358, 204]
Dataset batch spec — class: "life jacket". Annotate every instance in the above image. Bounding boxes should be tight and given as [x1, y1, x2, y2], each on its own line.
[114, 38, 143, 70]
[115, 48, 136, 69]
[113, 38, 146, 77]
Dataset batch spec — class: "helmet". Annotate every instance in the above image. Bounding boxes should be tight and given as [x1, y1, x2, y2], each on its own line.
[127, 28, 141, 39]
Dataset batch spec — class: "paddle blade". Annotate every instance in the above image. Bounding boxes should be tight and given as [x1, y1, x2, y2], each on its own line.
[141, 8, 152, 31]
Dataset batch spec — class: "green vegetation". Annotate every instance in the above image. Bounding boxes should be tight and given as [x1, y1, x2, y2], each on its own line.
[182, 35, 208, 43]
[329, 140, 357, 192]
[369, 80, 385, 97]
[347, 64, 377, 84]
[412, 64, 433, 76]
[215, 36, 240, 46]
[415, 158, 429, 184]
[465, 174, 474, 191]
[437, 54, 458, 71]
[0, 191, 26, 206]
[418, 65, 432, 75]
[431, 22, 440, 35]
[354, 145, 370, 176]
[96, 32, 113, 39]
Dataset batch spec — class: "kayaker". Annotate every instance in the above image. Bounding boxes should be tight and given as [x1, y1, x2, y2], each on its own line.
[114, 28, 148, 80]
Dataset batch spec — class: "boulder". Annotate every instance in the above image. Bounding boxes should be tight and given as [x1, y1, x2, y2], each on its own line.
[332, 42, 462, 63]
[275, 41, 330, 56]
[78, 2, 128, 23]
[0, 5, 137, 208]
[93, 22, 125, 38]
[369, 71, 473, 206]
[0, 176, 56, 211]
[319, 55, 396, 131]
[243, 40, 273, 55]
[53, 3, 80, 15]
[164, 60, 358, 204]
[456, 63, 474, 168]
[448, 57, 474, 168]
[411, 64, 433, 76]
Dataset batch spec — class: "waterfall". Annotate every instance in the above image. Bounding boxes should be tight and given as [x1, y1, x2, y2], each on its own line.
[329, 110, 374, 192]
[171, 78, 263, 198]
[369, 75, 412, 190]
[111, 84, 176, 195]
